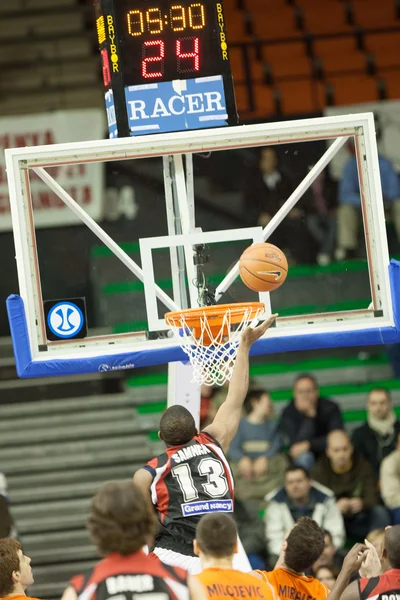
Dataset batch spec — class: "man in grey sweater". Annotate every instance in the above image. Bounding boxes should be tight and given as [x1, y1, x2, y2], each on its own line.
[229, 388, 288, 507]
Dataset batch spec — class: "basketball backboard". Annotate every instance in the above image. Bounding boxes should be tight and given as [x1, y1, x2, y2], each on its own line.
[5, 112, 400, 378]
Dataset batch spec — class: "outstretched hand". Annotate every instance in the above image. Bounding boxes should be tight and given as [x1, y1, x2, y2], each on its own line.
[342, 543, 368, 575]
[241, 314, 278, 348]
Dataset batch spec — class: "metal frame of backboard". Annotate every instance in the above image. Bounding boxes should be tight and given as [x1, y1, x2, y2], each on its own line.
[5, 112, 399, 377]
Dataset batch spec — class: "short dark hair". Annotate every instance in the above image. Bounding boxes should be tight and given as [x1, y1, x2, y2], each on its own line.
[294, 373, 318, 387]
[243, 389, 269, 415]
[285, 466, 310, 479]
[0, 539, 21, 597]
[285, 517, 325, 572]
[159, 405, 196, 446]
[385, 525, 400, 568]
[87, 481, 156, 556]
[196, 513, 237, 558]
[368, 387, 391, 401]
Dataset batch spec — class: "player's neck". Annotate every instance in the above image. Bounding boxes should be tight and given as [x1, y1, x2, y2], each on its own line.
[5, 584, 26, 597]
[201, 556, 233, 570]
[279, 561, 305, 577]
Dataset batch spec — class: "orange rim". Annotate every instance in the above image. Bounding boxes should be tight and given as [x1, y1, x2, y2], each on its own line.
[165, 302, 265, 344]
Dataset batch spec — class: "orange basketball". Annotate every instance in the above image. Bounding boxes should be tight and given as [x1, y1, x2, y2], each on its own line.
[239, 243, 288, 292]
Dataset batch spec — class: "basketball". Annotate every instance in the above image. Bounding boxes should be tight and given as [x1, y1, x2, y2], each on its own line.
[239, 243, 288, 292]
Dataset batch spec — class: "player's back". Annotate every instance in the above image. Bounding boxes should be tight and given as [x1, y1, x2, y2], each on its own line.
[197, 567, 276, 600]
[255, 567, 329, 600]
[68, 551, 189, 600]
[359, 568, 400, 600]
[144, 431, 234, 554]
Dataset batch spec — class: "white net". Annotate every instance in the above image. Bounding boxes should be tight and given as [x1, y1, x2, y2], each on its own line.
[166, 305, 265, 386]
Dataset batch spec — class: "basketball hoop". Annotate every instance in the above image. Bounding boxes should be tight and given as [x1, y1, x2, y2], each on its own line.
[165, 302, 265, 386]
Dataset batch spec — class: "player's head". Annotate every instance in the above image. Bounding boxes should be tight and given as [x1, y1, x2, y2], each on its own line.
[159, 405, 197, 446]
[326, 430, 353, 470]
[293, 373, 319, 413]
[0, 539, 34, 596]
[383, 525, 400, 568]
[282, 517, 325, 573]
[87, 480, 156, 556]
[243, 389, 272, 418]
[194, 513, 238, 562]
[367, 388, 392, 420]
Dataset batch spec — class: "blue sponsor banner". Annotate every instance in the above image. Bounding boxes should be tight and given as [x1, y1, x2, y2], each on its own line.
[181, 498, 233, 517]
[105, 90, 118, 139]
[124, 75, 229, 135]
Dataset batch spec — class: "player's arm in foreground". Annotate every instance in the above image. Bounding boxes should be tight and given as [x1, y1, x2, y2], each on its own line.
[204, 314, 277, 452]
[326, 543, 367, 600]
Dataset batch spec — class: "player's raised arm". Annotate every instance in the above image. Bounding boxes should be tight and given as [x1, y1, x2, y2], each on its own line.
[203, 314, 277, 452]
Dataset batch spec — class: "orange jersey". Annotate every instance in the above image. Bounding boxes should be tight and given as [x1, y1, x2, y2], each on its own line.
[196, 567, 276, 600]
[255, 568, 329, 600]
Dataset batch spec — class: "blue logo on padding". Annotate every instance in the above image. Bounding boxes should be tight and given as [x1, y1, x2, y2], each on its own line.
[47, 302, 84, 339]
[124, 75, 228, 136]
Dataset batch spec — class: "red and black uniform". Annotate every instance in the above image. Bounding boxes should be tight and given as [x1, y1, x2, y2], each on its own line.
[359, 569, 400, 600]
[143, 431, 234, 557]
[68, 551, 188, 600]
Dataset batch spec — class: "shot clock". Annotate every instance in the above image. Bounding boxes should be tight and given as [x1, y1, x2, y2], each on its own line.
[94, 0, 237, 137]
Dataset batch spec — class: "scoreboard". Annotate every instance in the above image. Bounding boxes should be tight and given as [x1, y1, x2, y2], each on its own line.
[94, 0, 238, 137]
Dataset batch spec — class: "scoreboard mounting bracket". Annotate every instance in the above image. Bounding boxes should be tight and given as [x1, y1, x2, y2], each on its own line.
[94, 0, 238, 137]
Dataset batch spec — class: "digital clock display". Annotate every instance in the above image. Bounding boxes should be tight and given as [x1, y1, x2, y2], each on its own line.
[116, 0, 223, 84]
[94, 0, 237, 137]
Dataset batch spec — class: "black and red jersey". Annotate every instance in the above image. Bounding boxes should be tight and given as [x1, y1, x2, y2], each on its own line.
[143, 431, 234, 555]
[69, 551, 188, 600]
[359, 569, 400, 600]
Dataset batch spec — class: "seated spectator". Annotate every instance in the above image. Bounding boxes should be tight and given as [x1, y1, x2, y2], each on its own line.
[0, 473, 16, 539]
[264, 466, 345, 563]
[243, 147, 314, 264]
[279, 373, 343, 471]
[336, 138, 400, 261]
[229, 389, 288, 505]
[0, 539, 35, 600]
[315, 565, 338, 590]
[380, 432, 400, 524]
[303, 167, 337, 266]
[352, 388, 400, 477]
[311, 530, 344, 575]
[312, 430, 390, 541]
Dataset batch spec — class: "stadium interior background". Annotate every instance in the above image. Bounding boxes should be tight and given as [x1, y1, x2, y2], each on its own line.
[1, 0, 400, 597]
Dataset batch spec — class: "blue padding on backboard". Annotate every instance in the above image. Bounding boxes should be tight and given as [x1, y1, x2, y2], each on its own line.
[6, 259, 400, 378]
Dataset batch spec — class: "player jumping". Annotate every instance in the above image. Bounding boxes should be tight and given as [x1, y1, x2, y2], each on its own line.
[133, 315, 277, 573]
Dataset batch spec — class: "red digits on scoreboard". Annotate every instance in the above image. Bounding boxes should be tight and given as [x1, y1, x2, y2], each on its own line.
[176, 37, 200, 73]
[142, 39, 165, 78]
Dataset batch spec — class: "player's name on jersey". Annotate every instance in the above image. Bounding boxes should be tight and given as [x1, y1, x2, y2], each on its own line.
[181, 499, 233, 516]
[278, 585, 318, 600]
[381, 596, 400, 600]
[206, 583, 266, 598]
[172, 444, 211, 464]
[106, 574, 154, 595]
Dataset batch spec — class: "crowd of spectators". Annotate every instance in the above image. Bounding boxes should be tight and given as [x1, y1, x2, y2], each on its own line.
[243, 139, 400, 267]
[200, 375, 400, 570]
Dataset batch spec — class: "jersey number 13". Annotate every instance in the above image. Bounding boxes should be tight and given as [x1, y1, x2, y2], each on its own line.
[172, 457, 229, 502]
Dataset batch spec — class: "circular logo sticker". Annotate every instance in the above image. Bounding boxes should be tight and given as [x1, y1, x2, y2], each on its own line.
[47, 302, 84, 339]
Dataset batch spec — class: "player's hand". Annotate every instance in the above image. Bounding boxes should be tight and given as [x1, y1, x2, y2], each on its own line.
[359, 539, 381, 578]
[241, 314, 278, 348]
[238, 456, 253, 479]
[342, 543, 368, 575]
[253, 456, 268, 478]
[349, 498, 364, 514]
